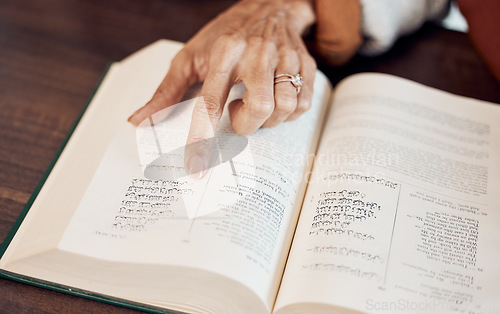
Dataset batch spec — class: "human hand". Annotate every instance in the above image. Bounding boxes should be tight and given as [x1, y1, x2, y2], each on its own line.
[128, 0, 316, 177]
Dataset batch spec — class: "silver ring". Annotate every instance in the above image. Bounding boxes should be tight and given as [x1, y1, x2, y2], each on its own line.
[274, 73, 303, 94]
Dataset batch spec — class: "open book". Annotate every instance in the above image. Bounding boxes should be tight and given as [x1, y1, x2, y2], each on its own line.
[1, 39, 499, 314]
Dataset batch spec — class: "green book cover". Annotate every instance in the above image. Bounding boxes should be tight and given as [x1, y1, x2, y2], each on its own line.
[0, 63, 179, 314]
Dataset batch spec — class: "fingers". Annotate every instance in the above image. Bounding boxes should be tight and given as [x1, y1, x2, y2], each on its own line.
[228, 49, 277, 134]
[184, 72, 232, 177]
[264, 15, 300, 128]
[286, 35, 317, 122]
[228, 17, 279, 135]
[128, 50, 196, 126]
[184, 35, 244, 177]
[256, 17, 317, 127]
[131, 1, 318, 180]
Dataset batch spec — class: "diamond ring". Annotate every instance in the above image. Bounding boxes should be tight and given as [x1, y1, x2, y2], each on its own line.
[274, 74, 303, 94]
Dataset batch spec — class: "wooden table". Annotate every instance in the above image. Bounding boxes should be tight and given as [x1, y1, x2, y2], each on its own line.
[0, 1, 498, 313]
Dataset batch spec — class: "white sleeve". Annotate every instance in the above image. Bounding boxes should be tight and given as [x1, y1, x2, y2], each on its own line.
[359, 0, 450, 56]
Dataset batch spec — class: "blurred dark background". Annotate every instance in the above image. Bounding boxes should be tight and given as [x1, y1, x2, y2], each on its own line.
[0, 1, 498, 313]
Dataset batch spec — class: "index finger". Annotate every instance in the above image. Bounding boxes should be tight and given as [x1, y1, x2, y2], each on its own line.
[128, 50, 196, 126]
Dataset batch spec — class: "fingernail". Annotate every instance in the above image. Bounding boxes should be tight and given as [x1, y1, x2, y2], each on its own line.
[187, 154, 207, 179]
[128, 106, 147, 126]
[127, 114, 139, 126]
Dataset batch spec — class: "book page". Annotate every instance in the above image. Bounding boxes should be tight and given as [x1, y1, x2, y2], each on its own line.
[275, 73, 500, 314]
[55, 49, 332, 311]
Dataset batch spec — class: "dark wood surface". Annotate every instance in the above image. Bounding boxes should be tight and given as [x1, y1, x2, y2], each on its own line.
[0, 1, 498, 313]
